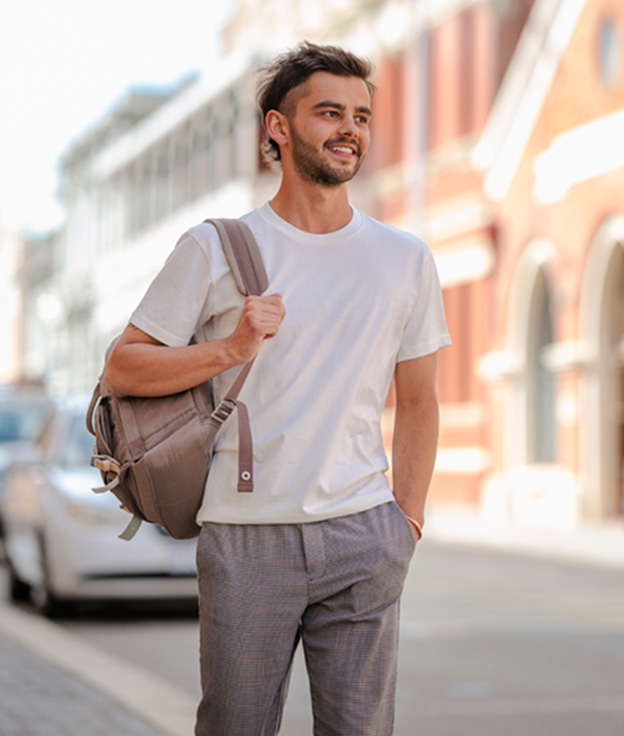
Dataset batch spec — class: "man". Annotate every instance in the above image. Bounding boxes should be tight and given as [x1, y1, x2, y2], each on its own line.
[105, 42, 450, 736]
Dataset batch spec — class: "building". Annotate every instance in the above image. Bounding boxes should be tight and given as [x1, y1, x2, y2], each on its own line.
[27, 0, 623, 527]
[423, 0, 624, 527]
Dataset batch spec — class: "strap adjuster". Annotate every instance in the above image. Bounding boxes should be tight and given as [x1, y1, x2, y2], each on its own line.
[211, 398, 236, 424]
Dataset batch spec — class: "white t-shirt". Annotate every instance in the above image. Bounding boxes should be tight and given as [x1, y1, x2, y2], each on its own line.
[130, 202, 451, 524]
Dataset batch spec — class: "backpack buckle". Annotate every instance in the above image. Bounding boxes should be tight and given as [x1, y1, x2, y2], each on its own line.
[211, 398, 236, 425]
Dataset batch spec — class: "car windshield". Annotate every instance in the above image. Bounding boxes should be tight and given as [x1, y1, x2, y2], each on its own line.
[0, 401, 51, 443]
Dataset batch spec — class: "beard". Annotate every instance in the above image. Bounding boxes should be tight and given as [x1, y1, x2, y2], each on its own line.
[289, 123, 365, 188]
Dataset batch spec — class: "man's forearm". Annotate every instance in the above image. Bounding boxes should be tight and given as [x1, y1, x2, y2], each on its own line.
[104, 338, 240, 398]
[392, 393, 440, 527]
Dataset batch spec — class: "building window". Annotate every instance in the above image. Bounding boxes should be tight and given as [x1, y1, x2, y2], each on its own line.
[171, 127, 190, 211]
[528, 269, 556, 463]
[212, 95, 236, 189]
[599, 18, 621, 88]
[190, 108, 212, 197]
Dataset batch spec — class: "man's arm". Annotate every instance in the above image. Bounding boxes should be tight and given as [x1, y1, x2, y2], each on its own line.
[104, 294, 285, 397]
[392, 352, 440, 537]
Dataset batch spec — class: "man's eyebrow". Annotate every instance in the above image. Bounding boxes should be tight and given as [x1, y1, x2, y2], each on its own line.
[312, 100, 372, 116]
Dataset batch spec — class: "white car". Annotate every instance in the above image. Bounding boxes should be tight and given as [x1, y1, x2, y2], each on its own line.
[0, 388, 53, 535]
[2, 395, 198, 616]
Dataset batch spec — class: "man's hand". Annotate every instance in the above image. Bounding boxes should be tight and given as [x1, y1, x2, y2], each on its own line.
[225, 294, 286, 364]
[104, 294, 285, 398]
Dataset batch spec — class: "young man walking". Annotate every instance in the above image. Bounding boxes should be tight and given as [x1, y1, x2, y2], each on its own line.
[105, 42, 450, 736]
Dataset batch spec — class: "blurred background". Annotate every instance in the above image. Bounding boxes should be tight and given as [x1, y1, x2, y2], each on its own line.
[1, 0, 623, 535]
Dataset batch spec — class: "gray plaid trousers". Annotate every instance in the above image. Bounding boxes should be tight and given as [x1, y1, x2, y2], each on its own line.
[195, 500, 416, 736]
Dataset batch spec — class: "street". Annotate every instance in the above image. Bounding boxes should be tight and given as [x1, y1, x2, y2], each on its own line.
[396, 542, 624, 735]
[2, 539, 624, 735]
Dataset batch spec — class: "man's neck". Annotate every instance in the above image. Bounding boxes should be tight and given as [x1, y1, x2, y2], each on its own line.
[270, 178, 353, 234]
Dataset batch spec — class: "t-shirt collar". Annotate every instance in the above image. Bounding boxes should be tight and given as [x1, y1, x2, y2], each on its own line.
[259, 202, 363, 245]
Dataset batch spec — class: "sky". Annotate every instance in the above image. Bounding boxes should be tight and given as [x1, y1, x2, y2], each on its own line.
[0, 0, 234, 234]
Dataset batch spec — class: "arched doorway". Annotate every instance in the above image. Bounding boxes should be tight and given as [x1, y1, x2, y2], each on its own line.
[579, 217, 624, 518]
[493, 239, 577, 527]
[503, 239, 557, 470]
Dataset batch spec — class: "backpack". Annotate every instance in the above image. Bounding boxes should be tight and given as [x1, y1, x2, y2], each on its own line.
[86, 218, 268, 541]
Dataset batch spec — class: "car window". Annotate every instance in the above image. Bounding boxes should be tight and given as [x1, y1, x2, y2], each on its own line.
[57, 415, 95, 468]
[0, 402, 52, 443]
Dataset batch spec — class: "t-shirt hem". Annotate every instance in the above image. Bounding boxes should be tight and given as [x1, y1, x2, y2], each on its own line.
[129, 315, 188, 347]
[196, 489, 395, 526]
[397, 334, 452, 362]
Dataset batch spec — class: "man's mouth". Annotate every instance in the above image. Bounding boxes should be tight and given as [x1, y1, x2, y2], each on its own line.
[326, 142, 360, 157]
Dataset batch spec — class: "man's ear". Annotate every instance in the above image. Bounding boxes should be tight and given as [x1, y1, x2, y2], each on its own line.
[265, 110, 290, 148]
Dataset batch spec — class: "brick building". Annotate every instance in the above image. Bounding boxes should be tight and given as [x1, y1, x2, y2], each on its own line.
[408, 0, 623, 525]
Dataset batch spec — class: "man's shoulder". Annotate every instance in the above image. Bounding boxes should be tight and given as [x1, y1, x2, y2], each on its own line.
[181, 210, 260, 254]
[184, 219, 223, 246]
[357, 211, 431, 254]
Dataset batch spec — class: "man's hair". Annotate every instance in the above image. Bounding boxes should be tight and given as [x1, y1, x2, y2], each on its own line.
[256, 41, 375, 163]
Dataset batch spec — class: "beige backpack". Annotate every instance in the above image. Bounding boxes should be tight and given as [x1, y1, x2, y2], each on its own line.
[86, 218, 268, 540]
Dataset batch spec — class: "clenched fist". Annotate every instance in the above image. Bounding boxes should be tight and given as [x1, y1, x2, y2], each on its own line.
[225, 294, 286, 364]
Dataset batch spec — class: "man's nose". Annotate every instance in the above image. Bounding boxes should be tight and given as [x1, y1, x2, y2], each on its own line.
[338, 115, 358, 137]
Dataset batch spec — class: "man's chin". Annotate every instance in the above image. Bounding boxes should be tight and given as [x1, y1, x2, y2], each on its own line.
[324, 159, 363, 185]
[299, 169, 353, 188]
[294, 156, 363, 187]
[335, 163, 363, 184]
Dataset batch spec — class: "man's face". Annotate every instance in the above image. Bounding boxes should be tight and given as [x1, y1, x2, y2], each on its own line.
[284, 72, 372, 188]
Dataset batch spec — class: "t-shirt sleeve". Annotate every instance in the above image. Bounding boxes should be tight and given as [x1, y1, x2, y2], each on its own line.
[129, 232, 214, 347]
[397, 246, 451, 362]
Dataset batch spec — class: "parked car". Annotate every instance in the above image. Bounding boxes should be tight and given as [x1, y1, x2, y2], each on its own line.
[2, 395, 198, 617]
[0, 388, 54, 536]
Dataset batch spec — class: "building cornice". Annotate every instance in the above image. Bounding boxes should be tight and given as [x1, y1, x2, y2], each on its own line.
[92, 50, 253, 180]
[472, 0, 587, 200]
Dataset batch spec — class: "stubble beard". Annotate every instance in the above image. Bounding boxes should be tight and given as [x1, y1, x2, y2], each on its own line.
[289, 124, 365, 188]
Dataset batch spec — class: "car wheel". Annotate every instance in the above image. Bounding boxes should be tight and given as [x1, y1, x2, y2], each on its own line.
[31, 583, 69, 618]
[8, 562, 31, 603]
[32, 534, 71, 618]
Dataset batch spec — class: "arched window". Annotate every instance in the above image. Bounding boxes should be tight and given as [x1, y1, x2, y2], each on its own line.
[579, 218, 624, 518]
[601, 243, 624, 513]
[527, 268, 556, 463]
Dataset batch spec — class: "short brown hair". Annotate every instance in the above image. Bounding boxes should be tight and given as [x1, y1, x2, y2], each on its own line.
[256, 41, 375, 163]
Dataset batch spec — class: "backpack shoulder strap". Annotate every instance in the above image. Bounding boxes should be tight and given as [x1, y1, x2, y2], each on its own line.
[204, 217, 268, 494]
[86, 381, 101, 435]
[205, 218, 268, 296]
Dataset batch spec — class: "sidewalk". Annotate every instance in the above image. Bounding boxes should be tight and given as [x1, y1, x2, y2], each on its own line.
[0, 635, 165, 736]
[1, 514, 622, 736]
[0, 600, 196, 736]
[425, 508, 624, 567]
